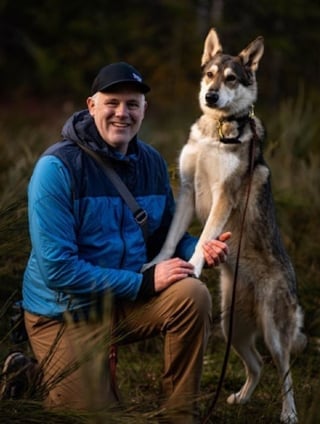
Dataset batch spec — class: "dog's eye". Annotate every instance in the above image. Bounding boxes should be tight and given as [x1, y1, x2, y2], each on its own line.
[206, 71, 214, 79]
[225, 74, 237, 82]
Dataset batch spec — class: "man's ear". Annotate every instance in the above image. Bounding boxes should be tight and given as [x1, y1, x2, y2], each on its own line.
[87, 96, 95, 116]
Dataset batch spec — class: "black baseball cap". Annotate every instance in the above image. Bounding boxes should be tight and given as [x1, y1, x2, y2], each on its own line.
[91, 62, 150, 95]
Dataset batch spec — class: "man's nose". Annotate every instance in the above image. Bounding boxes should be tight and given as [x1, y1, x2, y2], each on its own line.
[115, 103, 129, 116]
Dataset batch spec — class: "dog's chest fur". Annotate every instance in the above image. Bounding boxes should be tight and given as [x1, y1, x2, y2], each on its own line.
[180, 117, 255, 223]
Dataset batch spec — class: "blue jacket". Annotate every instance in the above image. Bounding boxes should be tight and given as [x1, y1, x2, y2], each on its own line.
[22, 110, 197, 318]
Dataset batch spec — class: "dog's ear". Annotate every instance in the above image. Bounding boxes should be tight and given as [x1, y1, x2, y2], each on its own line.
[201, 28, 223, 67]
[238, 36, 264, 72]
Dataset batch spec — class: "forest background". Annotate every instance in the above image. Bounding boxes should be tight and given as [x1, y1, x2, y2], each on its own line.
[0, 0, 320, 423]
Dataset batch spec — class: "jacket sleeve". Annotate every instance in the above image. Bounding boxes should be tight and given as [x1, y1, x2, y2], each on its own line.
[28, 155, 143, 300]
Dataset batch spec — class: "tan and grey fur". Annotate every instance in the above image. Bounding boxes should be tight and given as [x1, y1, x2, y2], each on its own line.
[143, 29, 306, 423]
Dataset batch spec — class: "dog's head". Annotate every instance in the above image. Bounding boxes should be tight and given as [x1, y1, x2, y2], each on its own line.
[199, 28, 264, 117]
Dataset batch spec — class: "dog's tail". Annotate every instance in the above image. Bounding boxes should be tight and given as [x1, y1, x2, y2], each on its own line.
[292, 305, 307, 354]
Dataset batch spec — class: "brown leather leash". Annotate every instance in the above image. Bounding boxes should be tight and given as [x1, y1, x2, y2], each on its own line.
[202, 117, 259, 423]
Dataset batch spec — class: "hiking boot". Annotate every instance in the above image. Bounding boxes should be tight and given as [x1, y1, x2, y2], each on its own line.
[0, 351, 42, 400]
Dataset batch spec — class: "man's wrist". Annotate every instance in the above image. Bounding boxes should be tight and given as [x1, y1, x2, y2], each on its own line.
[138, 265, 156, 300]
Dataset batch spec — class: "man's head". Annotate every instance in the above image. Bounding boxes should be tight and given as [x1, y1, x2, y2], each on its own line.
[87, 62, 150, 154]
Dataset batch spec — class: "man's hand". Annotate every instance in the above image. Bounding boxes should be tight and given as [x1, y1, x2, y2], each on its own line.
[153, 232, 231, 293]
[154, 258, 194, 293]
[202, 231, 231, 268]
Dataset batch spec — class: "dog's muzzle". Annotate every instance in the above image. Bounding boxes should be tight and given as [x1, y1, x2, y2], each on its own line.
[205, 90, 219, 107]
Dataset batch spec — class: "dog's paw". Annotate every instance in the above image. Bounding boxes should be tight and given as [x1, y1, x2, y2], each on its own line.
[188, 253, 205, 278]
[280, 409, 298, 424]
[188, 260, 203, 278]
[188, 268, 200, 279]
[227, 392, 247, 405]
[227, 393, 238, 405]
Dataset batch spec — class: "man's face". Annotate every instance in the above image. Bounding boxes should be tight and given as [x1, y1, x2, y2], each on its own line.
[87, 86, 147, 154]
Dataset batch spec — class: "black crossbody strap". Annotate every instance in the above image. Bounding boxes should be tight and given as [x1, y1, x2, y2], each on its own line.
[77, 143, 148, 242]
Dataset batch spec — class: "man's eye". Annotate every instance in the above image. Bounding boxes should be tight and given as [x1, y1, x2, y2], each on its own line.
[128, 103, 139, 109]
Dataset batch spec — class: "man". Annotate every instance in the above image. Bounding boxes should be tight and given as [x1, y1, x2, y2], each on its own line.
[22, 62, 230, 423]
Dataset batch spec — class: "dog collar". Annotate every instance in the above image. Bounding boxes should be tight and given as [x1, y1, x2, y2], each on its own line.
[217, 106, 254, 144]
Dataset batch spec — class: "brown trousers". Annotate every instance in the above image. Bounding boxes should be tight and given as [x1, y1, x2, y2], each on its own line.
[25, 277, 212, 423]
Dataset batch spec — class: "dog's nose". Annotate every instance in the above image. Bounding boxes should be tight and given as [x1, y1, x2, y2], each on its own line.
[205, 91, 219, 106]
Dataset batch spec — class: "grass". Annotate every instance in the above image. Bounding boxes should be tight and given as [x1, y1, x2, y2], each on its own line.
[1, 93, 320, 423]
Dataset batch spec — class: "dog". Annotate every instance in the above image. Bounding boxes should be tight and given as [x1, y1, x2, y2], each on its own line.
[143, 28, 306, 423]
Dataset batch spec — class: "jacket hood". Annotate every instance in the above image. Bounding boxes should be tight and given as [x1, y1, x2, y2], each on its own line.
[61, 109, 139, 160]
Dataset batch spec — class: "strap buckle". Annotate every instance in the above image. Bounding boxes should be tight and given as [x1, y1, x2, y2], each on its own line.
[134, 208, 148, 226]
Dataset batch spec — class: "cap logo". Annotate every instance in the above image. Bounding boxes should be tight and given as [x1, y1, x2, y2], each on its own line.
[132, 72, 142, 82]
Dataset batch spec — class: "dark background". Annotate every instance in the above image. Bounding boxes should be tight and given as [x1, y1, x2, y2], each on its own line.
[1, 0, 319, 117]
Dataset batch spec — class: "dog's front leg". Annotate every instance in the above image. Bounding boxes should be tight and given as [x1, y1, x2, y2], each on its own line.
[141, 182, 195, 271]
[189, 189, 232, 277]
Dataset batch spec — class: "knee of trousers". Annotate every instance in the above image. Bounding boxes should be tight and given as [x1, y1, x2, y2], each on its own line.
[173, 277, 212, 320]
